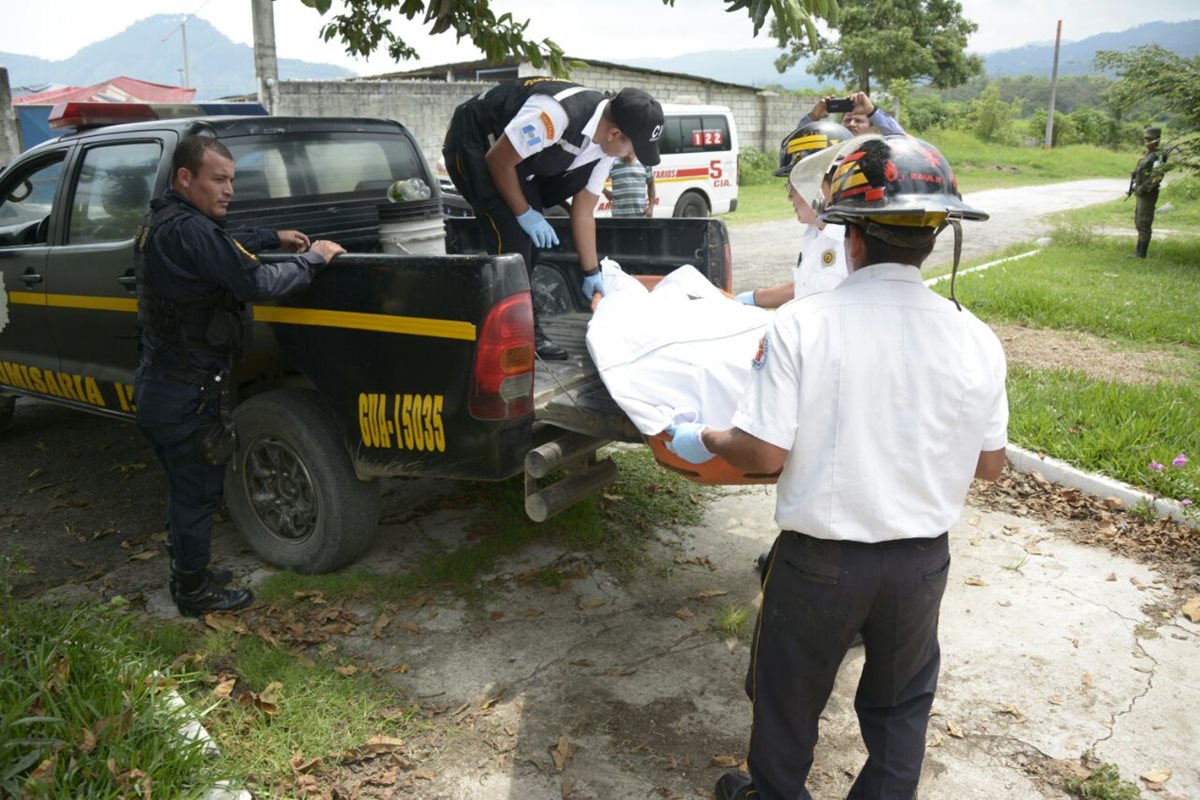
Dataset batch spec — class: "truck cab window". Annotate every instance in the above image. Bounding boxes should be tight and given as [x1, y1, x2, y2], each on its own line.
[0, 155, 65, 248]
[68, 142, 161, 245]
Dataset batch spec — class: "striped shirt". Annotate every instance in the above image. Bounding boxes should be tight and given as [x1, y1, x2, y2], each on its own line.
[608, 159, 653, 217]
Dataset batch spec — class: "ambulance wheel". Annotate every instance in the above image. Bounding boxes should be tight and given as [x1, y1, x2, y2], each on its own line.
[0, 394, 15, 434]
[225, 388, 380, 573]
[673, 192, 709, 218]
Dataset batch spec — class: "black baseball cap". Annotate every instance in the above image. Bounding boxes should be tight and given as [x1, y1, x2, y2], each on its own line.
[1144, 127, 1162, 141]
[610, 88, 665, 166]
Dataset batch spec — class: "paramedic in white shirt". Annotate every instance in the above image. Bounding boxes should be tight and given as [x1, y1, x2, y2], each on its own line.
[736, 120, 852, 309]
[668, 135, 1008, 800]
[443, 78, 664, 359]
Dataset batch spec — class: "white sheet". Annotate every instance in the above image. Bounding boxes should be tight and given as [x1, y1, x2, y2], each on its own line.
[586, 260, 770, 436]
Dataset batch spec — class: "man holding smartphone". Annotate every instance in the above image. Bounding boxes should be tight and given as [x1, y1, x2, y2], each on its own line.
[802, 91, 905, 137]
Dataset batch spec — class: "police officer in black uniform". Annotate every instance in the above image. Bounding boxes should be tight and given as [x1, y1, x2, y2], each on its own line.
[1130, 126, 1167, 259]
[443, 78, 664, 359]
[134, 135, 345, 617]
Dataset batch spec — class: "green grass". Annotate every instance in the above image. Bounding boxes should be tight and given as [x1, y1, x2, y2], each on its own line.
[0, 602, 223, 799]
[713, 604, 752, 639]
[1065, 763, 1142, 799]
[925, 129, 1135, 192]
[940, 230, 1200, 502]
[719, 181, 794, 225]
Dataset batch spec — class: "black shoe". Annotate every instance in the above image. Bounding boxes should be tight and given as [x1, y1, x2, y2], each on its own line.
[715, 770, 755, 800]
[166, 544, 232, 594]
[535, 333, 569, 360]
[755, 550, 770, 586]
[173, 568, 253, 618]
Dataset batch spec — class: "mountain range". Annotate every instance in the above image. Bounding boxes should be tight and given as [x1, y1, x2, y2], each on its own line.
[2, 16, 1197, 99]
[623, 19, 1200, 89]
[0, 15, 353, 100]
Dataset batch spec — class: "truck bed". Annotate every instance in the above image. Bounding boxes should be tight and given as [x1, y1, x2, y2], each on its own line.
[533, 312, 642, 443]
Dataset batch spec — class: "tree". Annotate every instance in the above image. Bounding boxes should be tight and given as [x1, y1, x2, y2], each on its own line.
[772, 0, 981, 96]
[299, 0, 838, 78]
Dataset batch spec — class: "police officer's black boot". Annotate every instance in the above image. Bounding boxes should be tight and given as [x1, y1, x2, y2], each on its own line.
[1138, 237, 1149, 259]
[534, 316, 569, 360]
[715, 771, 756, 800]
[173, 568, 253, 617]
[165, 542, 232, 595]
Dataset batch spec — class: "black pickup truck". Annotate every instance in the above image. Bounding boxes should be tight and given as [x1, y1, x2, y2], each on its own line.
[0, 111, 731, 573]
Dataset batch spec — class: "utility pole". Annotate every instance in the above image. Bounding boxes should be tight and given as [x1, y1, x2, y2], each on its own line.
[252, 0, 280, 114]
[1044, 19, 1062, 149]
[161, 15, 193, 88]
[1, 68, 22, 165]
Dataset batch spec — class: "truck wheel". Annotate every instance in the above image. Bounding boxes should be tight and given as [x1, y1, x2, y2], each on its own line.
[673, 192, 709, 218]
[225, 388, 380, 573]
[0, 395, 15, 434]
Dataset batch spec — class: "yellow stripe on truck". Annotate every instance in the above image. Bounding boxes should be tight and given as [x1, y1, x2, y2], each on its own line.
[7, 292, 477, 342]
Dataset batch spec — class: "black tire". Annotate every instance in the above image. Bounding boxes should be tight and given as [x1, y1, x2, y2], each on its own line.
[0, 394, 15, 435]
[225, 388, 380, 573]
[673, 192, 709, 218]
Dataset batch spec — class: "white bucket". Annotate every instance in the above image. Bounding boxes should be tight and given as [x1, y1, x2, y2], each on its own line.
[379, 218, 446, 256]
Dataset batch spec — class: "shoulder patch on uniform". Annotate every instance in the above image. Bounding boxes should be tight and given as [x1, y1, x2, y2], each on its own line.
[521, 123, 543, 149]
[233, 238, 259, 269]
[539, 111, 556, 141]
[821, 249, 836, 267]
[751, 334, 769, 370]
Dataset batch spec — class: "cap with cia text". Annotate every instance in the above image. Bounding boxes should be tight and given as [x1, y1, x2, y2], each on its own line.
[610, 88, 665, 166]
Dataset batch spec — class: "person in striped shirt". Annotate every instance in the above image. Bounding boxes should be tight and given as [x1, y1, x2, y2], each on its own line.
[604, 155, 656, 217]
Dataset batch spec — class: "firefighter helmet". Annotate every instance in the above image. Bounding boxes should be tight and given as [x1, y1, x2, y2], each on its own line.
[819, 135, 987, 228]
[773, 120, 852, 177]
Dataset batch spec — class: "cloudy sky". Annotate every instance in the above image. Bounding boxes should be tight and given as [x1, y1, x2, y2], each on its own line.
[1, 0, 1196, 75]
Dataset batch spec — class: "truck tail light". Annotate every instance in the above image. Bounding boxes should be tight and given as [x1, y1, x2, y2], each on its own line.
[470, 292, 534, 420]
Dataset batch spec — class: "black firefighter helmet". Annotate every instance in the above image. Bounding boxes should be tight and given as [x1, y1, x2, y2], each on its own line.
[773, 120, 852, 177]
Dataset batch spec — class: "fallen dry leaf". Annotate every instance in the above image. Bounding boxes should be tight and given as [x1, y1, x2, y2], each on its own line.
[363, 735, 407, 754]
[996, 704, 1026, 723]
[1140, 768, 1172, 785]
[710, 754, 740, 768]
[946, 720, 964, 738]
[335, 665, 359, 677]
[371, 612, 392, 638]
[690, 589, 730, 601]
[577, 596, 608, 610]
[964, 577, 988, 587]
[290, 754, 321, 773]
[516, 608, 545, 618]
[673, 607, 694, 620]
[1106, 573, 1118, 582]
[213, 676, 237, 699]
[1081, 673, 1094, 692]
[927, 732, 944, 748]
[1182, 596, 1200, 624]
[550, 734, 577, 772]
[128, 550, 159, 561]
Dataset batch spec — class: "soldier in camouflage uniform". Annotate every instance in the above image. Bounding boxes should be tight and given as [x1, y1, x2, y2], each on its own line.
[1130, 127, 1167, 259]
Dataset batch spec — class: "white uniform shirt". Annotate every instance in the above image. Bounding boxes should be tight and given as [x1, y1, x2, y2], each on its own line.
[504, 94, 615, 196]
[792, 222, 848, 300]
[732, 263, 1008, 543]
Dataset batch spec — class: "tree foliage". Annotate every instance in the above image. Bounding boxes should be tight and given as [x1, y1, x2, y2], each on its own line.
[1095, 45, 1200, 172]
[771, 0, 981, 94]
[298, 0, 838, 77]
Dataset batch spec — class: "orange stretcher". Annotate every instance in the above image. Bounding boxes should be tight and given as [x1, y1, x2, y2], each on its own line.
[644, 432, 780, 485]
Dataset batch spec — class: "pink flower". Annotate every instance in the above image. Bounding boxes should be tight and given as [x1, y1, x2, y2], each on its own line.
[1149, 461, 1164, 471]
[1183, 499, 1194, 507]
[1173, 453, 1189, 467]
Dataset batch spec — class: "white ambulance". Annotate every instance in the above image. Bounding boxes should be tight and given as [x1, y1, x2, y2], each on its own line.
[597, 103, 739, 218]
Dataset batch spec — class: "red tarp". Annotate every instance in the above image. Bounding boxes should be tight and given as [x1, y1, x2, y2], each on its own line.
[13, 76, 194, 106]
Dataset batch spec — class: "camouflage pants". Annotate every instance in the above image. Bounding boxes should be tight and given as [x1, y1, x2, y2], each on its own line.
[1134, 191, 1158, 257]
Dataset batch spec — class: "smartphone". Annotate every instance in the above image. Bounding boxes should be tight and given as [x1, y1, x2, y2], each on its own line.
[826, 97, 855, 113]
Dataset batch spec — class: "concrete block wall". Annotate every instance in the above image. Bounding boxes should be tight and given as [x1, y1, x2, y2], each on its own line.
[276, 69, 821, 172]
[275, 79, 490, 168]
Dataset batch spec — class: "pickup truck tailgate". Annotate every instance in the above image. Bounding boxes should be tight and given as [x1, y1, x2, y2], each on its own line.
[533, 312, 641, 443]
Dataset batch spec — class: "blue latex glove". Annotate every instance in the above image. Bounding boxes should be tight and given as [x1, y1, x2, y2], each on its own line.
[581, 270, 606, 298]
[515, 207, 559, 249]
[665, 423, 714, 464]
[735, 290, 757, 306]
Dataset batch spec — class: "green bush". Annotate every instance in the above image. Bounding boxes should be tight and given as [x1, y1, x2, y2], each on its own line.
[739, 147, 778, 186]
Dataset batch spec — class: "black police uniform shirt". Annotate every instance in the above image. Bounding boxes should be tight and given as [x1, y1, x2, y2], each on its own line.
[138, 188, 326, 377]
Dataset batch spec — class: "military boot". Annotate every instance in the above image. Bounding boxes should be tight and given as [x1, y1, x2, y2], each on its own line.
[165, 543, 232, 596]
[173, 568, 253, 618]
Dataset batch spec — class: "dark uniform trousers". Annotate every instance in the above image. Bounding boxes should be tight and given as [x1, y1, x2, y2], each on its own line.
[1134, 189, 1158, 258]
[747, 530, 950, 800]
[133, 371, 226, 574]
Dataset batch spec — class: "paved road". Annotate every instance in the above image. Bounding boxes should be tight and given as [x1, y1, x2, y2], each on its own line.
[728, 178, 1127, 293]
